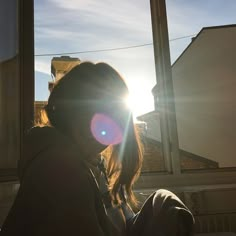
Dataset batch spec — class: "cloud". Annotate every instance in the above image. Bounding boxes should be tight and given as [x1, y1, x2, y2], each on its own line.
[35, 60, 51, 75]
[49, 0, 149, 27]
[34, 0, 155, 81]
[35, 0, 152, 48]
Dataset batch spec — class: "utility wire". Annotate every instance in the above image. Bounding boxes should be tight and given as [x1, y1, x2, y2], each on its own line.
[35, 34, 196, 57]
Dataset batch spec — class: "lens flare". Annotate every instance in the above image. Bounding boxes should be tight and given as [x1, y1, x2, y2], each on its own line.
[90, 113, 123, 146]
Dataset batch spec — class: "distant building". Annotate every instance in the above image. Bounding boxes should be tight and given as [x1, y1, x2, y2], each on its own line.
[35, 56, 81, 124]
[51, 56, 81, 81]
[139, 132, 219, 172]
[139, 25, 236, 168]
[34, 101, 47, 125]
[137, 114, 219, 172]
[49, 56, 81, 92]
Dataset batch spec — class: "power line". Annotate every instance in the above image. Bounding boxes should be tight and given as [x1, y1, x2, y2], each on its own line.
[35, 34, 196, 57]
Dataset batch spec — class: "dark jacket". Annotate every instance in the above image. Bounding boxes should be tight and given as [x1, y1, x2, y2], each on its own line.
[127, 190, 195, 236]
[1, 127, 120, 236]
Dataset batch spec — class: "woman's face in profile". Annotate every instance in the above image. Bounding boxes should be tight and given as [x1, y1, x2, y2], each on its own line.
[71, 95, 130, 158]
[71, 111, 108, 159]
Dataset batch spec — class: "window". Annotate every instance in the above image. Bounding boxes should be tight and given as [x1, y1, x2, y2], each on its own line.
[166, 0, 236, 171]
[34, 0, 236, 188]
[136, 0, 236, 192]
[34, 0, 162, 171]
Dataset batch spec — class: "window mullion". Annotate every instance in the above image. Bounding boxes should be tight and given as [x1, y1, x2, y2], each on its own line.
[150, 0, 181, 174]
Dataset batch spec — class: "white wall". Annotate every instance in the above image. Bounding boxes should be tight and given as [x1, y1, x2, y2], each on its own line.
[172, 27, 236, 167]
[144, 27, 236, 167]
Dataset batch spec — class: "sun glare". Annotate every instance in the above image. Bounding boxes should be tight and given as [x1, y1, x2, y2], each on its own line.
[125, 91, 153, 118]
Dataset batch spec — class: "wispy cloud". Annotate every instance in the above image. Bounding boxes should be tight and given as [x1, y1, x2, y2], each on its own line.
[35, 60, 51, 75]
[49, 0, 150, 30]
[36, 0, 152, 46]
[34, 0, 154, 81]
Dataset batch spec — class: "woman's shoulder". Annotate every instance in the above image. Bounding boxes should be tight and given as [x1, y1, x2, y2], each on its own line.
[20, 126, 85, 179]
[22, 140, 96, 202]
[20, 126, 99, 205]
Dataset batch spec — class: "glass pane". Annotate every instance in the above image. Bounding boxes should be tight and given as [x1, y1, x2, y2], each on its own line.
[0, 1, 19, 169]
[34, 0, 169, 172]
[165, 0, 236, 170]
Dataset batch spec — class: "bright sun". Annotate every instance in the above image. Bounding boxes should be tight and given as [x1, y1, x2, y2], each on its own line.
[125, 90, 154, 118]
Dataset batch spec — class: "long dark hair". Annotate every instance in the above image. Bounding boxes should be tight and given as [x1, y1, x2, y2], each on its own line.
[41, 62, 143, 206]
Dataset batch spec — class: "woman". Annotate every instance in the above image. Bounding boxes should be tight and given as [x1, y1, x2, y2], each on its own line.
[1, 62, 194, 235]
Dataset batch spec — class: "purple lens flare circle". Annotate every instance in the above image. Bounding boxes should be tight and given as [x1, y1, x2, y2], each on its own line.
[90, 113, 123, 146]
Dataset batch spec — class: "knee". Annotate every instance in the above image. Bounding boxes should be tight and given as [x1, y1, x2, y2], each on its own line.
[152, 189, 195, 235]
[152, 189, 181, 214]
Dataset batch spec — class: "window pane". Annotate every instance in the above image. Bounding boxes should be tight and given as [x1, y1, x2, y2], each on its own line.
[165, 0, 236, 170]
[0, 1, 19, 169]
[34, 1, 171, 173]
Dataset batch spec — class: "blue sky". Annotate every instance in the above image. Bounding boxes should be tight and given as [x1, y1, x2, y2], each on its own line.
[35, 0, 236, 117]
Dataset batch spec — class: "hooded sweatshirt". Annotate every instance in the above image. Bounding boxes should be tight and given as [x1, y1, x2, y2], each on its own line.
[1, 126, 120, 236]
